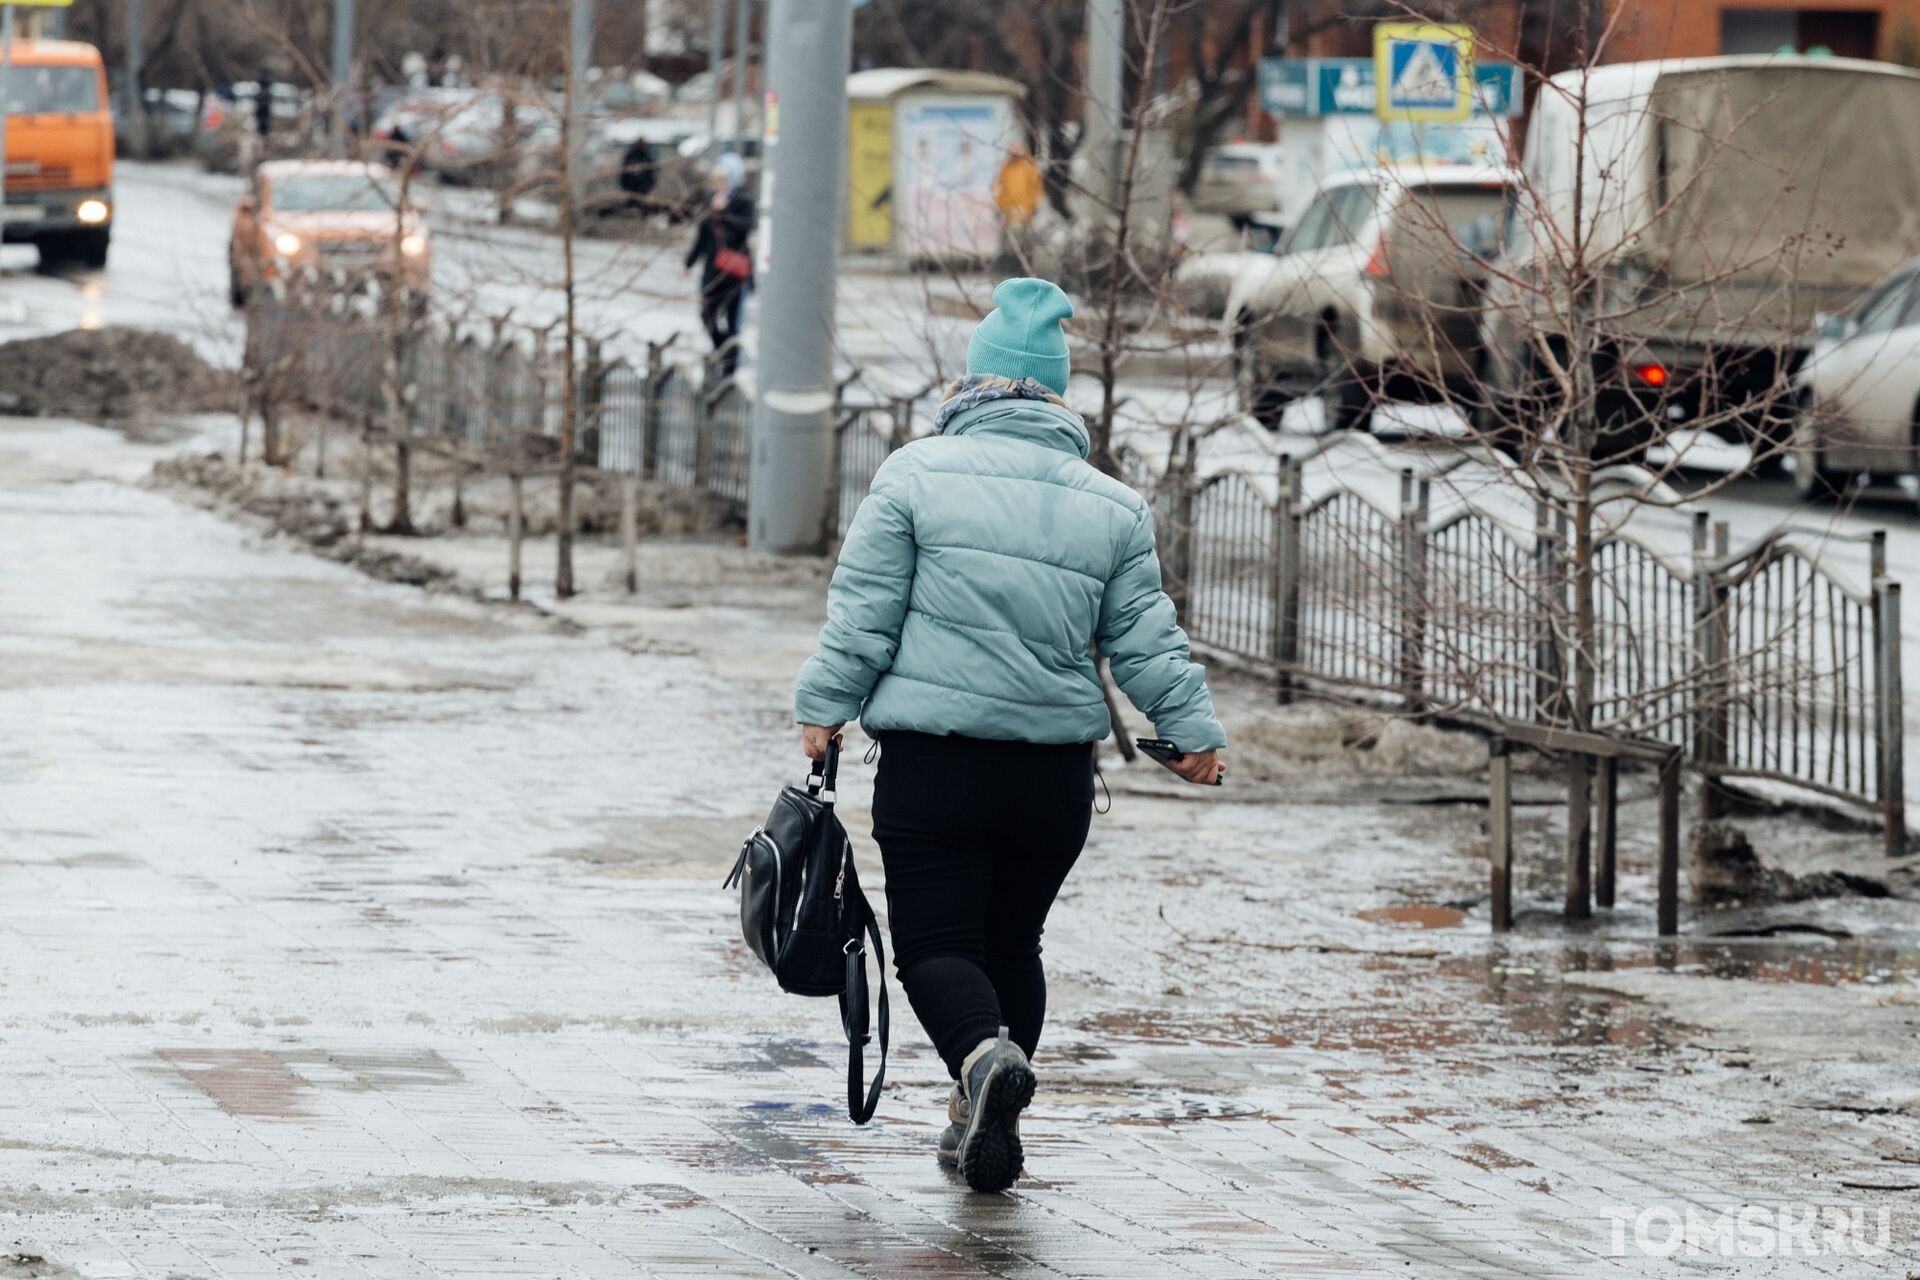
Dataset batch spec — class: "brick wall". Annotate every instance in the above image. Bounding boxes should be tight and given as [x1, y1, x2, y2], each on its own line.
[1612, 0, 1920, 62]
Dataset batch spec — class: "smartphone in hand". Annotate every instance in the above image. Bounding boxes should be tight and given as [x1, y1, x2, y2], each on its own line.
[1135, 738, 1224, 785]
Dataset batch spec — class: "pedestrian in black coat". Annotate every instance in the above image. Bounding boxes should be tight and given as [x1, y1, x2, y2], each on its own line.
[683, 152, 754, 379]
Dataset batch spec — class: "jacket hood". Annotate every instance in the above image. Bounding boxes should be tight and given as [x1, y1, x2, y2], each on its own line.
[941, 396, 1090, 460]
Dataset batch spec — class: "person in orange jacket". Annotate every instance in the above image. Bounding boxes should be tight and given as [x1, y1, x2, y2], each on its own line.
[992, 141, 1043, 263]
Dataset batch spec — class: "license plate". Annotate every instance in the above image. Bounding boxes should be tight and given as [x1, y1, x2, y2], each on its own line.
[1, 205, 45, 224]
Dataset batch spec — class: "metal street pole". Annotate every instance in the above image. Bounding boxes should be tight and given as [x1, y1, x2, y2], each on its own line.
[1082, 0, 1123, 217]
[730, 0, 749, 137]
[330, 0, 353, 157]
[1, 7, 12, 236]
[705, 0, 723, 146]
[748, 0, 851, 555]
[567, 0, 592, 207]
[124, 0, 147, 157]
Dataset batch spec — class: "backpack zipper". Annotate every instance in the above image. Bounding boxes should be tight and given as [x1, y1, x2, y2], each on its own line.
[790, 857, 809, 936]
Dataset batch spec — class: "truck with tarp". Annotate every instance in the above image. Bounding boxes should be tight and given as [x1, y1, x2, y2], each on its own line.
[1480, 55, 1920, 453]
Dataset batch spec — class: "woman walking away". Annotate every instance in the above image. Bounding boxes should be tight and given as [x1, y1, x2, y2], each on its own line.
[683, 151, 753, 378]
[794, 277, 1226, 1193]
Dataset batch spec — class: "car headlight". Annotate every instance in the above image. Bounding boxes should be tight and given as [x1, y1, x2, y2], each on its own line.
[76, 199, 110, 224]
[273, 231, 302, 257]
[400, 233, 427, 257]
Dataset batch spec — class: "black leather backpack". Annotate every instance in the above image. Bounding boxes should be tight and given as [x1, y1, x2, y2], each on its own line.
[724, 740, 888, 1123]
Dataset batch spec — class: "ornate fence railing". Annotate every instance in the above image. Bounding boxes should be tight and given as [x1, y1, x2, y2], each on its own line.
[250, 286, 1905, 849]
[1120, 431, 1906, 852]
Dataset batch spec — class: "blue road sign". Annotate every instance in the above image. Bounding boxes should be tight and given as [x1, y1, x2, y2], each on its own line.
[1257, 58, 1520, 119]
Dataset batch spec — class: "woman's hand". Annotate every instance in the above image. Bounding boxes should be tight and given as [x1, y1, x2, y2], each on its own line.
[800, 723, 844, 761]
[1167, 749, 1226, 786]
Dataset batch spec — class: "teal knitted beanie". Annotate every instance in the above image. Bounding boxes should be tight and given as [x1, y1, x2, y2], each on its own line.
[966, 277, 1075, 394]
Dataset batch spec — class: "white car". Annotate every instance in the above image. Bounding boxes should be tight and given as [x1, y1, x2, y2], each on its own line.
[1224, 165, 1514, 430]
[1791, 258, 1920, 499]
[1189, 143, 1290, 228]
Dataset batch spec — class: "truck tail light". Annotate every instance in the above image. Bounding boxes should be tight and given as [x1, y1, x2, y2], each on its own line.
[1363, 235, 1390, 279]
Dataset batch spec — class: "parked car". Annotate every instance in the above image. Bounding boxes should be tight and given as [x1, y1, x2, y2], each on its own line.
[407, 89, 559, 186]
[1170, 214, 1286, 319]
[136, 87, 203, 156]
[649, 131, 762, 220]
[1224, 165, 1515, 430]
[367, 88, 469, 172]
[1790, 258, 1920, 499]
[1479, 55, 1920, 459]
[197, 82, 317, 173]
[1189, 142, 1289, 229]
[228, 160, 429, 306]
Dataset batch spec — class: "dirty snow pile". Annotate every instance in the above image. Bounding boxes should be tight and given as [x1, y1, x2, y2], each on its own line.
[0, 327, 231, 420]
[151, 453, 459, 591]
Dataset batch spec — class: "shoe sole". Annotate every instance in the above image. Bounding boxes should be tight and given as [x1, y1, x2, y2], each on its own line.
[957, 1058, 1034, 1193]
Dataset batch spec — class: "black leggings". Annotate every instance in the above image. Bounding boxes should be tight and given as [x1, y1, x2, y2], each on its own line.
[871, 731, 1094, 1078]
[699, 282, 744, 377]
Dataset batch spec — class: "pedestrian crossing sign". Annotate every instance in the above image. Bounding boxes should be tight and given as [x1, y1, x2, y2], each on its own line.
[1374, 23, 1474, 122]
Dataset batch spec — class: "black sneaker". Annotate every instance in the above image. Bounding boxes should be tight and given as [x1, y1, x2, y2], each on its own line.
[955, 1027, 1034, 1193]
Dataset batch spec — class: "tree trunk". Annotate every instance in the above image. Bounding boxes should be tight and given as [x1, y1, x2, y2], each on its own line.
[389, 440, 415, 534]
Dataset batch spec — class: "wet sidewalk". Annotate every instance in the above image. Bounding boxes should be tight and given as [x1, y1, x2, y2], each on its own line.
[2, 416, 1917, 1278]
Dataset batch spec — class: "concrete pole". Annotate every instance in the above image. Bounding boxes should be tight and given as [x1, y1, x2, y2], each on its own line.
[730, 0, 750, 139]
[330, 0, 353, 157]
[568, 0, 593, 207]
[1082, 0, 1124, 216]
[748, 0, 851, 555]
[1, 8, 11, 231]
[705, 0, 723, 145]
[124, 0, 149, 158]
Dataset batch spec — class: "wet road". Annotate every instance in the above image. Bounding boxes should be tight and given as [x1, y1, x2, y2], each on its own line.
[4, 416, 1917, 1276]
[0, 160, 977, 379]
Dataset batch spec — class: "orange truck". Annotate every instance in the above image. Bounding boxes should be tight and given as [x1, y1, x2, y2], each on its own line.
[1, 36, 113, 269]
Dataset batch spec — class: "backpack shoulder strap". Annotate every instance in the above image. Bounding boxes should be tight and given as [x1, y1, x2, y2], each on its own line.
[839, 902, 888, 1125]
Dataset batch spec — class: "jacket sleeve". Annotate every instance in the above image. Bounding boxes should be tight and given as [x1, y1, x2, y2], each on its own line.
[1096, 506, 1226, 751]
[684, 220, 709, 270]
[793, 456, 918, 727]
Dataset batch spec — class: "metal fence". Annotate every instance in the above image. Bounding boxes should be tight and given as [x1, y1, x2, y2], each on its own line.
[249, 289, 1905, 847]
[1128, 433, 1906, 851]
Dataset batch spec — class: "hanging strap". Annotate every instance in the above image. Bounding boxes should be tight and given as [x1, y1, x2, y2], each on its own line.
[838, 903, 889, 1125]
[807, 738, 841, 802]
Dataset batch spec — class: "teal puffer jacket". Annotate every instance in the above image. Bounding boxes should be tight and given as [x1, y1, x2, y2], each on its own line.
[794, 397, 1225, 750]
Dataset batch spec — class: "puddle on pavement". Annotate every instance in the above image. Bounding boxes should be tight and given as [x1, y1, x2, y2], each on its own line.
[156, 1048, 309, 1118]
[155, 1047, 460, 1118]
[1553, 938, 1920, 987]
[1356, 904, 1466, 930]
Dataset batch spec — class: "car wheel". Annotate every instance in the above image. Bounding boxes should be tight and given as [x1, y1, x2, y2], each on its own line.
[76, 228, 109, 270]
[33, 233, 72, 272]
[1594, 388, 1654, 465]
[1315, 323, 1370, 435]
[1790, 395, 1839, 501]
[1231, 317, 1290, 429]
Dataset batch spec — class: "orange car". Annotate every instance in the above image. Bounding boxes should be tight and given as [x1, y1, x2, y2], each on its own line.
[228, 159, 430, 306]
[1, 39, 113, 270]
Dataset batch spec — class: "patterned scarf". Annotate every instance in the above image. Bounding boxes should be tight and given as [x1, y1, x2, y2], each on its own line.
[932, 373, 1072, 434]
